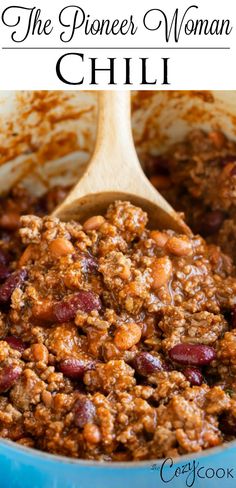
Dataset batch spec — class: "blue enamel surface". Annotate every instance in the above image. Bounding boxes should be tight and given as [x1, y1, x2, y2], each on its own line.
[0, 440, 236, 488]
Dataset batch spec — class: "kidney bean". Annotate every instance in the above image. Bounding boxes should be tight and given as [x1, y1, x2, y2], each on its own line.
[0, 365, 22, 392]
[74, 397, 96, 428]
[183, 367, 203, 386]
[230, 165, 236, 176]
[219, 413, 236, 436]
[133, 352, 165, 376]
[0, 249, 9, 266]
[53, 291, 101, 323]
[43, 187, 69, 213]
[5, 336, 26, 353]
[221, 155, 236, 166]
[151, 156, 170, 174]
[200, 210, 225, 236]
[59, 358, 94, 379]
[168, 343, 216, 366]
[231, 306, 236, 329]
[0, 269, 27, 303]
[0, 264, 10, 281]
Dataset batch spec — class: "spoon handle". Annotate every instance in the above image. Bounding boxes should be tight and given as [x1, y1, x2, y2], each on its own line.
[97, 91, 132, 147]
[90, 91, 142, 175]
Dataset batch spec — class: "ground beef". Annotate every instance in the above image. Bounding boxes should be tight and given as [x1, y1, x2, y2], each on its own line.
[0, 192, 235, 461]
[147, 129, 236, 262]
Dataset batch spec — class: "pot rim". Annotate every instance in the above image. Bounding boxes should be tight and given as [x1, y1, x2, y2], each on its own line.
[0, 437, 236, 469]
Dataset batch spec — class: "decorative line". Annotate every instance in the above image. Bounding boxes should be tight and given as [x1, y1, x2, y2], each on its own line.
[2, 46, 231, 50]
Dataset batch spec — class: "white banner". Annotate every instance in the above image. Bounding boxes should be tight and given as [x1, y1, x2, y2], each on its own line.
[0, 0, 235, 89]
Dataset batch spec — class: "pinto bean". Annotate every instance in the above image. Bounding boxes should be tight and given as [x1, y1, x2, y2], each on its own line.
[31, 344, 48, 363]
[0, 212, 20, 230]
[31, 300, 55, 323]
[151, 256, 172, 290]
[114, 323, 141, 350]
[83, 423, 101, 444]
[83, 216, 105, 232]
[166, 236, 193, 257]
[208, 131, 226, 149]
[19, 244, 37, 267]
[150, 231, 169, 248]
[49, 238, 74, 258]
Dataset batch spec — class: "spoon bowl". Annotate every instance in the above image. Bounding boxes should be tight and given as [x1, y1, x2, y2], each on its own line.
[54, 91, 190, 234]
[54, 191, 185, 231]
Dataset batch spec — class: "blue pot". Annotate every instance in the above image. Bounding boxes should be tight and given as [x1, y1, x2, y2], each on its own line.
[0, 439, 236, 488]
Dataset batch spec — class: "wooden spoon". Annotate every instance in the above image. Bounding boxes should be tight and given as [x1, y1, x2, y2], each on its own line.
[54, 91, 190, 234]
